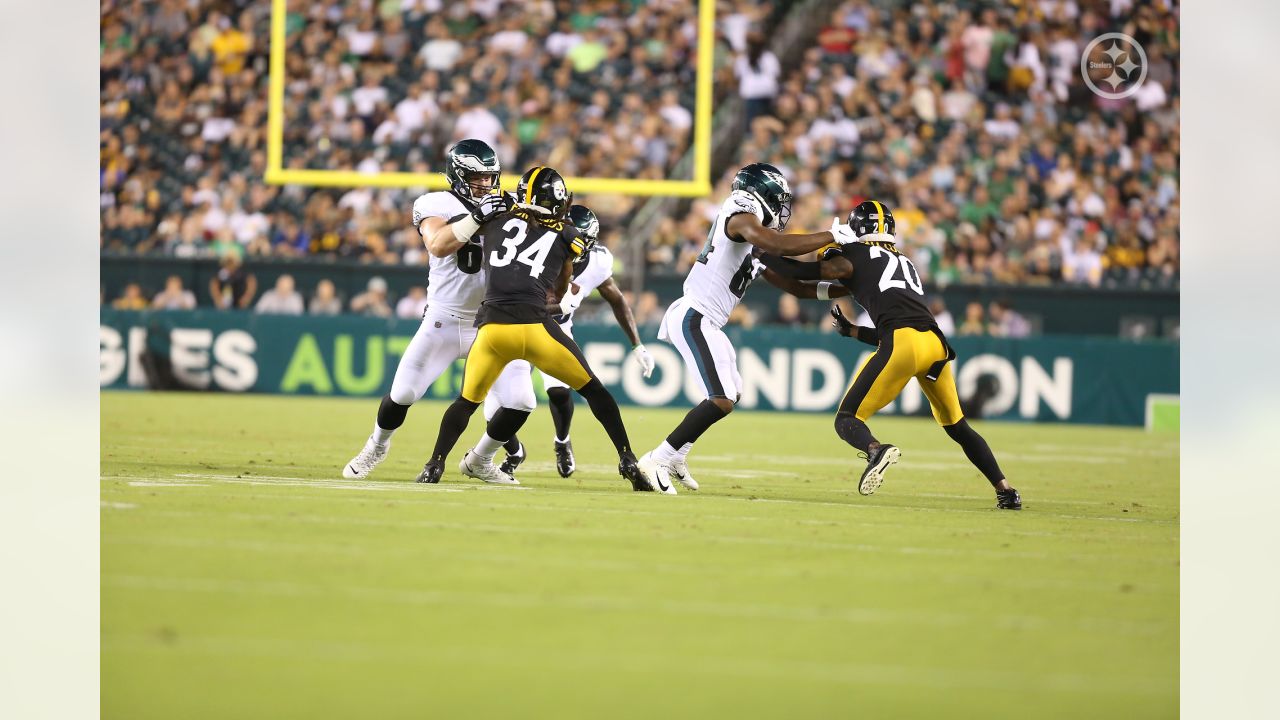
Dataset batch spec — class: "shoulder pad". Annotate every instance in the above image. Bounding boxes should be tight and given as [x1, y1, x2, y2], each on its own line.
[723, 191, 765, 224]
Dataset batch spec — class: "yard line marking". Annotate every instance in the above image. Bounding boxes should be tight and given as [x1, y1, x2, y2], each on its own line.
[101, 501, 137, 509]
[128, 481, 207, 487]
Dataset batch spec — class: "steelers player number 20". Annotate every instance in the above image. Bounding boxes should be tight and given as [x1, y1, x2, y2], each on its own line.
[869, 246, 924, 295]
[491, 217, 557, 278]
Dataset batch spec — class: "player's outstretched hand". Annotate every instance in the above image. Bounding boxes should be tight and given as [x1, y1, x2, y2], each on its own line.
[830, 304, 855, 337]
[631, 344, 656, 379]
[830, 217, 858, 245]
[470, 192, 510, 224]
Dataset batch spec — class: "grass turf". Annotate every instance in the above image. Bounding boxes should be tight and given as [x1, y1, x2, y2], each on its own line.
[101, 391, 1178, 718]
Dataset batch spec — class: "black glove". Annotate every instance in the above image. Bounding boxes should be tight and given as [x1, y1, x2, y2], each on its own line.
[469, 192, 511, 224]
[831, 305, 880, 346]
[830, 304, 856, 337]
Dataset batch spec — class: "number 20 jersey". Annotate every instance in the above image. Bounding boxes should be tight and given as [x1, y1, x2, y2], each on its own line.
[682, 195, 764, 327]
[475, 208, 586, 325]
[838, 240, 937, 333]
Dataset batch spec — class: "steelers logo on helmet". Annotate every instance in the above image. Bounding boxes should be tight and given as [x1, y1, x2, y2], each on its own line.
[516, 166, 573, 220]
[847, 200, 897, 240]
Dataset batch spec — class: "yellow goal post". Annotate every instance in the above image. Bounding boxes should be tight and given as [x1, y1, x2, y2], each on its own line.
[264, 0, 715, 197]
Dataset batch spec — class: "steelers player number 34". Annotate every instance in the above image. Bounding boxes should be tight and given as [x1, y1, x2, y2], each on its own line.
[491, 217, 557, 277]
[870, 245, 924, 295]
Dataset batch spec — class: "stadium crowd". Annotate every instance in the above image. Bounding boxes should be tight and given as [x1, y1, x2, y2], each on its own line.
[651, 0, 1179, 289]
[101, 0, 1178, 307]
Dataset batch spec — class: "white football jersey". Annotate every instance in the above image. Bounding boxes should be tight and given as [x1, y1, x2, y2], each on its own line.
[553, 245, 613, 328]
[681, 193, 766, 327]
[411, 191, 485, 318]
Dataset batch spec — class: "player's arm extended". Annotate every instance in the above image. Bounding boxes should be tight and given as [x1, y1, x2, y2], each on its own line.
[421, 216, 468, 258]
[754, 252, 853, 281]
[726, 213, 835, 256]
[759, 268, 851, 299]
[544, 258, 575, 314]
[596, 277, 642, 347]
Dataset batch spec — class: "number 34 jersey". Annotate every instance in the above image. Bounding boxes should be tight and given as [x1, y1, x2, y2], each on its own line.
[474, 208, 587, 326]
[838, 240, 938, 333]
[683, 194, 766, 327]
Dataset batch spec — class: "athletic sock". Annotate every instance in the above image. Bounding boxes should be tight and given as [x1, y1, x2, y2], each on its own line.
[503, 435, 523, 455]
[479, 408, 531, 461]
[834, 412, 877, 453]
[373, 395, 410, 444]
[547, 387, 575, 442]
[431, 397, 480, 461]
[665, 399, 729, 449]
[473, 433, 505, 461]
[555, 435, 571, 445]
[943, 419, 1006, 487]
[576, 379, 634, 460]
[652, 441, 679, 465]
[678, 442, 693, 458]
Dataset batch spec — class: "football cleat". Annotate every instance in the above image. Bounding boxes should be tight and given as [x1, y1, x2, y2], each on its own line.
[554, 440, 576, 478]
[996, 488, 1023, 510]
[460, 450, 519, 485]
[857, 444, 900, 496]
[343, 436, 389, 479]
[635, 453, 676, 495]
[499, 440, 526, 477]
[669, 457, 699, 491]
[414, 457, 444, 484]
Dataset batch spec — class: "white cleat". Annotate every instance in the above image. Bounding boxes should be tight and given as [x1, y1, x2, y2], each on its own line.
[343, 436, 389, 479]
[638, 452, 677, 495]
[858, 444, 901, 496]
[460, 450, 519, 485]
[669, 457, 699, 491]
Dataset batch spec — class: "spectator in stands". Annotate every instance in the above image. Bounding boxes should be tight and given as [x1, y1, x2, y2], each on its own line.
[771, 294, 808, 328]
[396, 286, 429, 319]
[255, 274, 305, 315]
[151, 276, 197, 311]
[350, 276, 393, 318]
[112, 283, 150, 310]
[309, 279, 343, 316]
[209, 254, 256, 310]
[929, 298, 956, 336]
[735, 32, 781, 130]
[988, 299, 1032, 338]
[958, 301, 986, 336]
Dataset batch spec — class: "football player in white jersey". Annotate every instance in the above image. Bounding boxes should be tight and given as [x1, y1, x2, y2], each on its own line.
[342, 139, 535, 483]
[476, 204, 656, 479]
[638, 162, 856, 493]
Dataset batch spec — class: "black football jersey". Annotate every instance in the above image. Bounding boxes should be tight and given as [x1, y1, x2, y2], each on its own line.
[838, 241, 938, 333]
[475, 208, 586, 325]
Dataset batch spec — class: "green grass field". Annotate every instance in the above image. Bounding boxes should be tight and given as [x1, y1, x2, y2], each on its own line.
[101, 391, 1178, 719]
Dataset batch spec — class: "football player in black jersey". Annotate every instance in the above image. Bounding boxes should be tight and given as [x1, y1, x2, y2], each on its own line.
[755, 200, 1021, 510]
[415, 166, 658, 492]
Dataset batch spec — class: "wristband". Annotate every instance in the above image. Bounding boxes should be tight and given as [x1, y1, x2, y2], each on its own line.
[816, 282, 833, 301]
[451, 215, 480, 241]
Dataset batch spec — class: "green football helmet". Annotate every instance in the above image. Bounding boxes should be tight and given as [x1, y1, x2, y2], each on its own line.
[515, 166, 572, 219]
[444, 139, 501, 202]
[567, 204, 600, 263]
[731, 162, 793, 230]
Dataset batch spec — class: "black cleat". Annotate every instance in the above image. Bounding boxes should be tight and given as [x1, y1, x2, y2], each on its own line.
[554, 440, 576, 478]
[499, 440, 526, 477]
[857, 444, 901, 496]
[415, 457, 444, 484]
[618, 456, 654, 492]
[996, 488, 1022, 510]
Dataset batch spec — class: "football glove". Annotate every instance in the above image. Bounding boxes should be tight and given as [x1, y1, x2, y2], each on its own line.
[831, 305, 879, 347]
[830, 217, 859, 245]
[631, 344, 656, 379]
[558, 283, 587, 316]
[470, 192, 511, 224]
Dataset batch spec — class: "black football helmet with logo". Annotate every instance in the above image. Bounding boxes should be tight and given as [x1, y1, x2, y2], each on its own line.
[848, 200, 896, 238]
[515, 166, 572, 219]
[567, 204, 600, 263]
